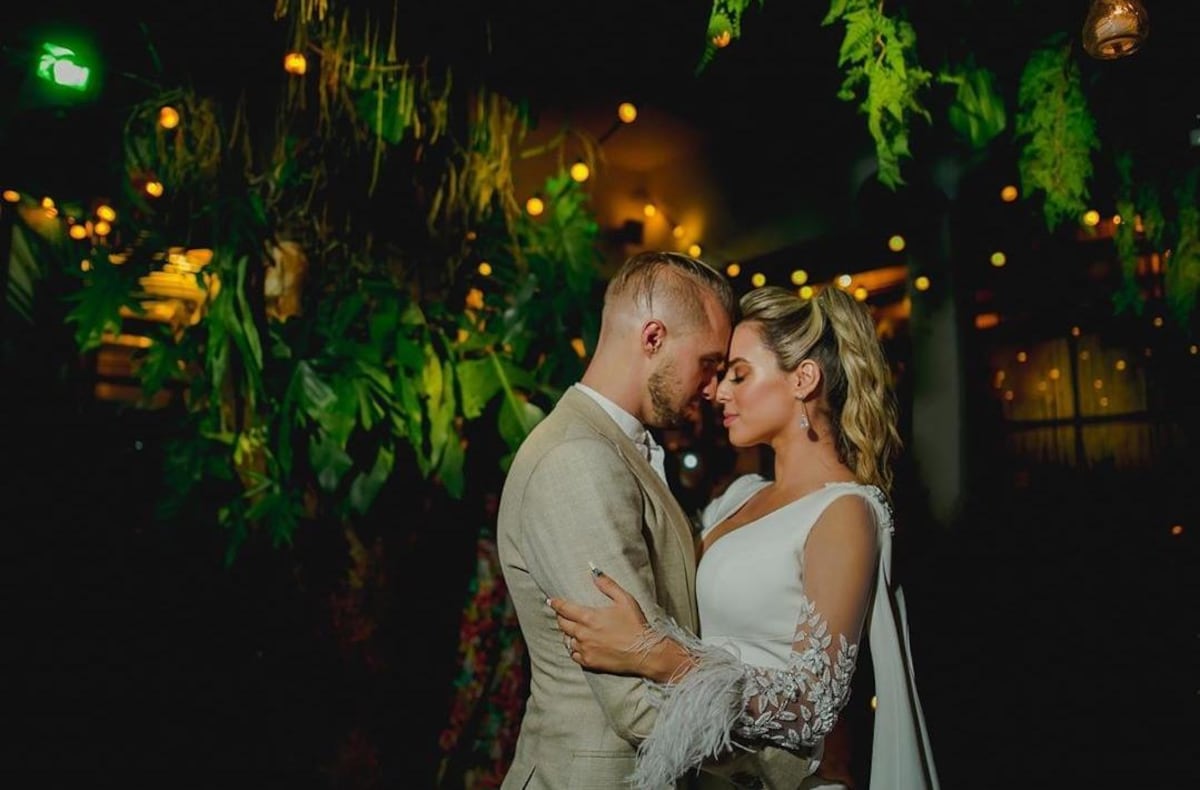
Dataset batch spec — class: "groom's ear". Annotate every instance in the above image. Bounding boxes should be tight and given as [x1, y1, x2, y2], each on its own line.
[641, 319, 667, 356]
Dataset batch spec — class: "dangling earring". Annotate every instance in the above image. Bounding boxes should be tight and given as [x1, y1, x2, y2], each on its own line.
[797, 398, 810, 431]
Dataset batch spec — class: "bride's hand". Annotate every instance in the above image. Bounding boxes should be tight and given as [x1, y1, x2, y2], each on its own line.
[548, 568, 652, 675]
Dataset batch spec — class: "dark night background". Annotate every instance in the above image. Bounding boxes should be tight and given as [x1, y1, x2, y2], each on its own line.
[2, 1, 1198, 787]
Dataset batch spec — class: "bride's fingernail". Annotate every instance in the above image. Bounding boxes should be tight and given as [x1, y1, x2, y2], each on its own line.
[588, 561, 604, 577]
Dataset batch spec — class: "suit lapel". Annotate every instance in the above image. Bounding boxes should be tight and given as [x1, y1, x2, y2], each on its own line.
[560, 389, 698, 625]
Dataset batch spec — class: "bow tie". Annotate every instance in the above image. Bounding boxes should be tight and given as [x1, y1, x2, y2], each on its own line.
[636, 430, 668, 482]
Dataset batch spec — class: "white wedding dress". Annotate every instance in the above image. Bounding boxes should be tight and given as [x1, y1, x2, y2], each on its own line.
[632, 475, 939, 790]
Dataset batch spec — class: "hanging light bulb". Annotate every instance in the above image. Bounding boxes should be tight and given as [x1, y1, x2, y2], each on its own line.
[1082, 0, 1149, 60]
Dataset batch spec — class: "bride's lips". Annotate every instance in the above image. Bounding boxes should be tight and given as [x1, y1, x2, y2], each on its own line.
[722, 413, 738, 427]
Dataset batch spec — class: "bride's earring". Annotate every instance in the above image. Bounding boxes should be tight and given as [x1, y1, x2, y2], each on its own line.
[797, 398, 810, 431]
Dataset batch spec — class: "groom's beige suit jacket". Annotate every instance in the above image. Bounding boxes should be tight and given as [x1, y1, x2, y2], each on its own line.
[497, 387, 698, 789]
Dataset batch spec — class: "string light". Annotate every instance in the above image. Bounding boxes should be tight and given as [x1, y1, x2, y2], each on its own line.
[790, 270, 808, 286]
[569, 160, 590, 183]
[525, 195, 544, 216]
[990, 251, 1007, 267]
[725, 262, 741, 277]
[617, 102, 637, 124]
[477, 261, 492, 276]
[1082, 209, 1100, 227]
[145, 181, 164, 198]
[158, 106, 180, 130]
[1000, 185, 1019, 202]
[69, 224, 88, 240]
[751, 273, 766, 288]
[687, 243, 702, 258]
[2, 190, 19, 203]
[96, 204, 116, 222]
[836, 274, 852, 288]
[283, 52, 307, 75]
[914, 275, 930, 291]
[887, 235, 906, 252]
[643, 203, 657, 218]
[799, 285, 814, 299]
[853, 286, 869, 301]
[672, 225, 685, 240]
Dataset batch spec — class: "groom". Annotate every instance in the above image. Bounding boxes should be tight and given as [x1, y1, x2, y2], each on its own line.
[498, 251, 810, 788]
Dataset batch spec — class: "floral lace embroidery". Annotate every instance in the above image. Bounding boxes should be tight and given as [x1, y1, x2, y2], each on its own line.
[732, 595, 859, 749]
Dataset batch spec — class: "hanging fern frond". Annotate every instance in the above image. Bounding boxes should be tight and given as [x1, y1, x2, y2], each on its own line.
[1015, 40, 1099, 232]
[697, 0, 765, 73]
[823, 0, 932, 189]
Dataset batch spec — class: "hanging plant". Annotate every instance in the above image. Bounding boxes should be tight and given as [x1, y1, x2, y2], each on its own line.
[938, 58, 1007, 151]
[1015, 39, 1099, 232]
[822, 0, 932, 189]
[696, 0, 764, 73]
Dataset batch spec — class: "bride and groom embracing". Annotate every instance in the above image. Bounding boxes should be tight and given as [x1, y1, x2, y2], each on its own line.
[497, 250, 939, 790]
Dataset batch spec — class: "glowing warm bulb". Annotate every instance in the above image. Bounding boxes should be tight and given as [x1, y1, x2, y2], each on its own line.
[1000, 185, 1019, 202]
[41, 197, 55, 209]
[617, 102, 637, 123]
[158, 106, 180, 129]
[525, 196, 544, 216]
[1115, 359, 1126, 371]
[751, 273, 766, 288]
[672, 225, 685, 240]
[799, 285, 814, 299]
[887, 234, 906, 252]
[1070, 326, 1081, 337]
[687, 243, 702, 258]
[1082, 209, 1101, 227]
[1170, 525, 1184, 536]
[790, 269, 808, 286]
[1152, 316, 1164, 328]
[1049, 368, 1060, 380]
[283, 51, 307, 75]
[914, 276, 930, 291]
[569, 160, 590, 182]
[477, 261, 492, 276]
[93, 220, 111, 236]
[145, 181, 164, 198]
[80, 259, 92, 272]
[837, 274, 852, 288]
[69, 223, 88, 240]
[712, 30, 732, 48]
[570, 338, 587, 359]
[725, 263, 741, 277]
[853, 287, 869, 301]
[2, 190, 19, 203]
[643, 203, 656, 218]
[1112, 214, 1122, 225]
[1017, 351, 1028, 363]
[990, 251, 1007, 267]
[96, 204, 116, 222]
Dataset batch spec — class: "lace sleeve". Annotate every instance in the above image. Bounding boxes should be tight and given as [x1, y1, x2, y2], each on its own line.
[630, 492, 881, 789]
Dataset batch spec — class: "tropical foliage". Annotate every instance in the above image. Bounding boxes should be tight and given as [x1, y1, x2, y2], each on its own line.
[58, 0, 605, 564]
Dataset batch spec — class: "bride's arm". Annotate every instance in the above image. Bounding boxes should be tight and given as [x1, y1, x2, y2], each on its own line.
[550, 494, 879, 785]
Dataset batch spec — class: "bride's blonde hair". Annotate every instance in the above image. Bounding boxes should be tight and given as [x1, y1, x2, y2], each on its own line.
[739, 285, 901, 493]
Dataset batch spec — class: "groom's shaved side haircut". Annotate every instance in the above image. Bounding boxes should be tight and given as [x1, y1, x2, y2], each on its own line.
[603, 251, 735, 332]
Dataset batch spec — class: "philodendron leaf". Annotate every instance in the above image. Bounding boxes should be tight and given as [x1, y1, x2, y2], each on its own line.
[310, 430, 353, 492]
[349, 443, 395, 515]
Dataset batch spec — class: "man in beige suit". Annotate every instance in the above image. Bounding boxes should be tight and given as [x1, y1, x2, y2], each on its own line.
[500, 251, 811, 789]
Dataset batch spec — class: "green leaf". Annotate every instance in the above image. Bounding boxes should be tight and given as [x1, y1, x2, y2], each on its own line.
[456, 354, 536, 419]
[348, 444, 395, 515]
[498, 396, 545, 453]
[309, 430, 354, 492]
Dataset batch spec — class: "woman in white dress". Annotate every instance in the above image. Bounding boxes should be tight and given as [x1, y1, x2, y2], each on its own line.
[549, 285, 939, 790]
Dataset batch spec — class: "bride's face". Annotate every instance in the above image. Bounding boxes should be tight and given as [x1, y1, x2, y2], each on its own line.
[714, 322, 800, 447]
